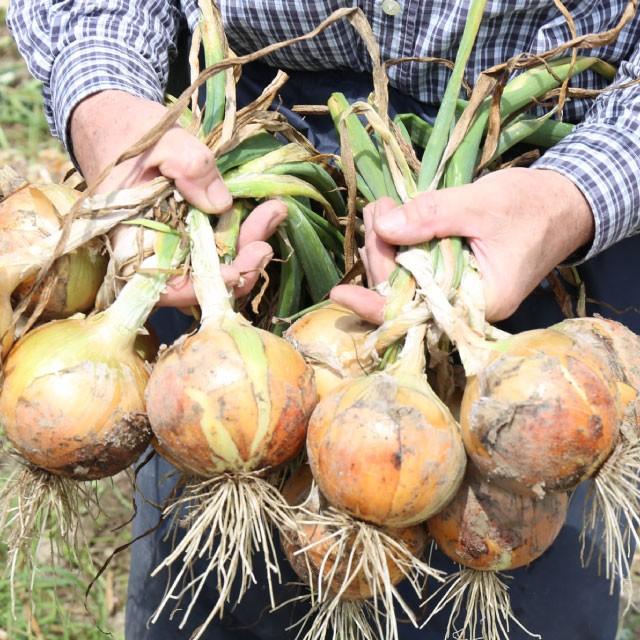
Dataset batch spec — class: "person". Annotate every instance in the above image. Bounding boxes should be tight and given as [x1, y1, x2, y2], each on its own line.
[7, 2, 640, 638]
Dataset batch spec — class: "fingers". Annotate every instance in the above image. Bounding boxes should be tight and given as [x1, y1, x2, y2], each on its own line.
[231, 241, 275, 297]
[157, 274, 197, 308]
[363, 199, 397, 286]
[153, 128, 232, 214]
[373, 186, 482, 245]
[330, 285, 386, 325]
[237, 200, 288, 249]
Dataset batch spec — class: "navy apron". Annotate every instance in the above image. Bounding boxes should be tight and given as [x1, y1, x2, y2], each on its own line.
[125, 58, 637, 639]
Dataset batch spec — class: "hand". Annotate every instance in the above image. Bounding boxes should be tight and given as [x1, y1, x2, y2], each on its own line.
[331, 167, 594, 323]
[71, 90, 285, 306]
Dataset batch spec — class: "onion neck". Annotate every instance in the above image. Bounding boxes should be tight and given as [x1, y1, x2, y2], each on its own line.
[101, 232, 187, 348]
[187, 206, 235, 326]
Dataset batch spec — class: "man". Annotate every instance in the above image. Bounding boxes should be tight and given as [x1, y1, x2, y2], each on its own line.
[8, 1, 640, 638]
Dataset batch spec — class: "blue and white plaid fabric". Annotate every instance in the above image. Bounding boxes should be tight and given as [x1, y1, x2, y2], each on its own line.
[7, 1, 640, 260]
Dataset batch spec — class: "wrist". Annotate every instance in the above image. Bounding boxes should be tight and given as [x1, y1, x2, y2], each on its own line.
[531, 168, 595, 260]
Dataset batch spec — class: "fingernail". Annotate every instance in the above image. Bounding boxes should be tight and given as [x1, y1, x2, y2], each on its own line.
[375, 206, 406, 237]
[206, 179, 233, 212]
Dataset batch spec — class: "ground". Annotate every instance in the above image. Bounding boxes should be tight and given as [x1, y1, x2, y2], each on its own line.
[0, 4, 639, 639]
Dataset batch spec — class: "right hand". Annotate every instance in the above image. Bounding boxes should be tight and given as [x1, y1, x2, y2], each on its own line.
[70, 90, 285, 306]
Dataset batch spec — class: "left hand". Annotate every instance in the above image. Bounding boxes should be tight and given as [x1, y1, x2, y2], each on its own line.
[331, 167, 594, 323]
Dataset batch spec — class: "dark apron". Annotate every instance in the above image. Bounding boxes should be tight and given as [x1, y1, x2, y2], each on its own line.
[125, 57, 638, 639]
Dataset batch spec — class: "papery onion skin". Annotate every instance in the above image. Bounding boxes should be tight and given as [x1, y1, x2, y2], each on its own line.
[285, 304, 376, 400]
[0, 316, 151, 480]
[307, 372, 466, 528]
[428, 468, 568, 571]
[146, 322, 317, 477]
[2, 184, 107, 318]
[281, 465, 428, 600]
[461, 328, 620, 497]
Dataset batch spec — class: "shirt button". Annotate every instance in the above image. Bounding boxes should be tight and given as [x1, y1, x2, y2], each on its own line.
[381, 0, 402, 16]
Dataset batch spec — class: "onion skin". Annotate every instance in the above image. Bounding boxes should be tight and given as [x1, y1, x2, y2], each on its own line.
[554, 317, 640, 426]
[428, 468, 568, 571]
[281, 465, 428, 600]
[307, 372, 466, 527]
[0, 316, 151, 480]
[2, 184, 107, 318]
[145, 322, 317, 477]
[285, 304, 376, 400]
[461, 328, 620, 497]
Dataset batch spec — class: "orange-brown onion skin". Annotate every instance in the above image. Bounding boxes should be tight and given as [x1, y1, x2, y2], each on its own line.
[428, 468, 568, 571]
[145, 322, 317, 477]
[461, 328, 620, 497]
[0, 316, 151, 480]
[1, 185, 107, 318]
[285, 304, 376, 401]
[281, 465, 428, 600]
[554, 317, 640, 428]
[307, 372, 467, 527]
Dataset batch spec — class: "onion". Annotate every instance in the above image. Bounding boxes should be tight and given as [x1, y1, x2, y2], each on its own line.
[0, 313, 150, 479]
[280, 464, 433, 640]
[0, 184, 107, 353]
[285, 303, 377, 400]
[307, 325, 466, 527]
[460, 328, 620, 498]
[551, 316, 640, 587]
[425, 467, 568, 640]
[145, 208, 317, 635]
[0, 229, 185, 599]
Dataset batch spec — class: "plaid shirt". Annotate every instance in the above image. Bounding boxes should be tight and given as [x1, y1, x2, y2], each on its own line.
[7, 1, 640, 261]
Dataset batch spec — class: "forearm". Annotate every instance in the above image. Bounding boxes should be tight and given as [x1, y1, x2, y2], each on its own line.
[7, 0, 186, 151]
[533, 49, 640, 262]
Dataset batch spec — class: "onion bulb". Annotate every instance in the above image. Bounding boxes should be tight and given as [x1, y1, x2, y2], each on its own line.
[145, 208, 317, 636]
[281, 464, 434, 640]
[0, 228, 185, 601]
[552, 316, 640, 586]
[307, 324, 466, 528]
[460, 328, 620, 498]
[425, 467, 568, 640]
[285, 304, 377, 400]
[0, 184, 107, 354]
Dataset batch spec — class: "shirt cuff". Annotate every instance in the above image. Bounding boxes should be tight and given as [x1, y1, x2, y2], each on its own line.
[50, 36, 165, 156]
[532, 123, 640, 264]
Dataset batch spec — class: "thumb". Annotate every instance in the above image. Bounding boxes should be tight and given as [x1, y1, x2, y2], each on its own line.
[373, 184, 483, 245]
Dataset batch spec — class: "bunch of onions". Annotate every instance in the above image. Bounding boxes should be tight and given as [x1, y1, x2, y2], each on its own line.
[426, 467, 569, 639]
[296, 323, 462, 639]
[552, 316, 640, 586]
[0, 228, 185, 603]
[280, 465, 430, 640]
[285, 303, 377, 400]
[0, 183, 107, 355]
[144, 207, 317, 637]
[388, 323, 619, 638]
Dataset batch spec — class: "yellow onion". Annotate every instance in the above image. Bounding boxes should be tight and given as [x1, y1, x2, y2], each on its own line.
[285, 304, 376, 400]
[424, 467, 568, 640]
[307, 325, 466, 527]
[0, 231, 185, 479]
[144, 208, 317, 631]
[3, 184, 107, 316]
[0, 184, 107, 355]
[461, 328, 620, 497]
[428, 467, 568, 572]
[281, 465, 428, 600]
[146, 209, 316, 476]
